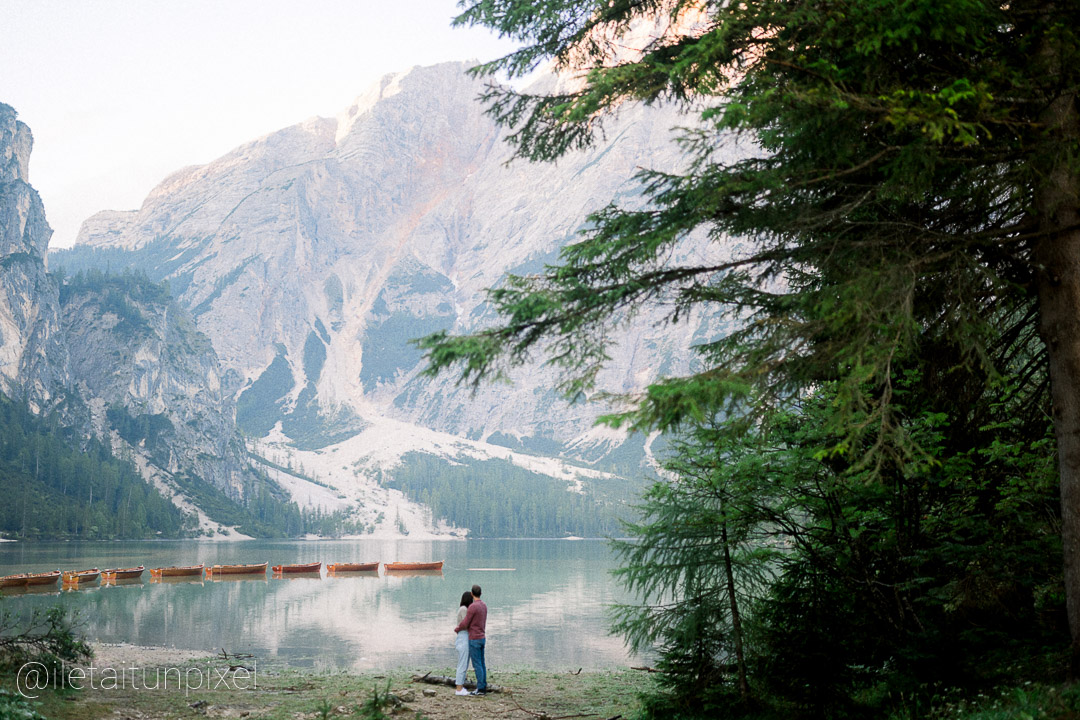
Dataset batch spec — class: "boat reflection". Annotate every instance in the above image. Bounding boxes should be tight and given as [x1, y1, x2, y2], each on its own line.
[2, 584, 60, 597]
[205, 573, 268, 583]
[149, 575, 205, 586]
[0, 538, 637, 670]
[382, 569, 444, 578]
[61, 583, 102, 593]
[273, 572, 322, 580]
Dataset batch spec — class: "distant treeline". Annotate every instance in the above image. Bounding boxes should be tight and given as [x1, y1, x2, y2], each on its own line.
[384, 452, 638, 537]
[176, 469, 370, 539]
[0, 391, 373, 540]
[0, 396, 192, 539]
[57, 267, 171, 305]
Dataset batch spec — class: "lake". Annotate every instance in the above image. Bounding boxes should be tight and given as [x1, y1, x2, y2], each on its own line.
[0, 539, 639, 671]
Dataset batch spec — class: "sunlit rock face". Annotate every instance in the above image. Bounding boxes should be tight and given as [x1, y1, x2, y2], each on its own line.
[72, 62, 735, 461]
[0, 103, 68, 410]
[0, 103, 260, 502]
[59, 280, 252, 497]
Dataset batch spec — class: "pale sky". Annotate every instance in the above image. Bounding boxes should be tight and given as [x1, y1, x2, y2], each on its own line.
[0, 1, 523, 248]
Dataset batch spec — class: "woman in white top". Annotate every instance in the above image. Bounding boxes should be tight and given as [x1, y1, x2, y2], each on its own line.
[455, 590, 473, 695]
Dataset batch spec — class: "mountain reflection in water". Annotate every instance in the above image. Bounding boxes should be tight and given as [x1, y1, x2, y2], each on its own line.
[0, 538, 636, 670]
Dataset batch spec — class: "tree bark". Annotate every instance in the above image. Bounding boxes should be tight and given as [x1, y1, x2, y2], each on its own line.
[1033, 80, 1080, 677]
[720, 515, 750, 700]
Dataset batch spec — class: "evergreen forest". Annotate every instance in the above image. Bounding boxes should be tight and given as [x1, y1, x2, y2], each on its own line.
[385, 452, 640, 537]
[0, 396, 190, 539]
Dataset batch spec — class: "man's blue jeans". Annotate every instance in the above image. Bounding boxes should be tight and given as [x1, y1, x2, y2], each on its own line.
[468, 638, 487, 690]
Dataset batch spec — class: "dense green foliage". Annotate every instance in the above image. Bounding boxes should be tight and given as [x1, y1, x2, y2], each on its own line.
[0, 690, 47, 720]
[58, 269, 171, 339]
[105, 406, 174, 447]
[417, 0, 1080, 715]
[384, 452, 639, 537]
[0, 413, 164, 539]
[0, 604, 92, 677]
[172, 469, 365, 539]
[51, 236, 202, 297]
[615, 375, 1063, 717]
[361, 292, 456, 391]
[236, 345, 294, 437]
[0, 397, 191, 539]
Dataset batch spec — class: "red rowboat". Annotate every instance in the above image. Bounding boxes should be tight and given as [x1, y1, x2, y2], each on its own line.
[384, 561, 444, 572]
[102, 566, 145, 580]
[0, 574, 27, 588]
[327, 562, 379, 572]
[205, 562, 268, 576]
[149, 564, 205, 578]
[25, 570, 61, 586]
[272, 562, 322, 574]
[62, 568, 100, 584]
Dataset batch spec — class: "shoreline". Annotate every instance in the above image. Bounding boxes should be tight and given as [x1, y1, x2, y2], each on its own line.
[14, 642, 650, 720]
[87, 641, 637, 675]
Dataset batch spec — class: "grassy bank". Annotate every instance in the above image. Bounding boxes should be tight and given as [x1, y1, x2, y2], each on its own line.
[2, 652, 651, 720]
[3, 646, 1075, 719]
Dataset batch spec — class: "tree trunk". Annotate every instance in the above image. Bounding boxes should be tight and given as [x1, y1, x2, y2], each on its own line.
[720, 515, 750, 700]
[1033, 81, 1080, 677]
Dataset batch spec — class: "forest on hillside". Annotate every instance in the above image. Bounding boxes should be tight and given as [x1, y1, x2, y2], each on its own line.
[0, 396, 191, 539]
[385, 453, 641, 537]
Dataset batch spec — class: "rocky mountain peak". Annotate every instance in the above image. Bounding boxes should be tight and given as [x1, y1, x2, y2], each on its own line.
[0, 103, 65, 406]
[61, 61, 732, 495]
[0, 103, 33, 186]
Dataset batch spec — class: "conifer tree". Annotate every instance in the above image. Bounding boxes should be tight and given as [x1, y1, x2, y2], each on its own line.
[421, 0, 1080, 673]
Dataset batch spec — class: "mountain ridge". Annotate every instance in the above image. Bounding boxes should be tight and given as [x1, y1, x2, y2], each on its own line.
[64, 62, 731, 458]
[50, 61, 739, 535]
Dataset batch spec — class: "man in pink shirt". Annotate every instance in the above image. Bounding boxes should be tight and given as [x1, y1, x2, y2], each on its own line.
[453, 584, 488, 695]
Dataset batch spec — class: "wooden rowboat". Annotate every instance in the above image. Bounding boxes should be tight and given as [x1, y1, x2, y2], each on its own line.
[102, 566, 145, 581]
[205, 562, 267, 576]
[272, 562, 322, 574]
[384, 561, 444, 572]
[149, 564, 205, 578]
[327, 562, 379, 573]
[25, 570, 61, 586]
[0, 574, 27, 588]
[62, 568, 100, 584]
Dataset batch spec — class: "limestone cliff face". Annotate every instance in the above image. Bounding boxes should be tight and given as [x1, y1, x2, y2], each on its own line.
[69, 62, 735, 461]
[0, 103, 68, 410]
[59, 277, 251, 497]
[0, 103, 262, 510]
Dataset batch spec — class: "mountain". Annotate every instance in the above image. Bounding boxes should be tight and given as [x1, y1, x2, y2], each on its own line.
[61, 63, 732, 474]
[58, 271, 252, 493]
[0, 103, 68, 411]
[0, 103, 300, 539]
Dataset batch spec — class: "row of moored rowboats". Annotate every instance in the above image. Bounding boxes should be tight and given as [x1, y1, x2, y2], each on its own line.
[0, 560, 444, 588]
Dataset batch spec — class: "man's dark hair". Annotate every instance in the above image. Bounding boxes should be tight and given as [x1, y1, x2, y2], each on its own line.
[472, 584, 482, 597]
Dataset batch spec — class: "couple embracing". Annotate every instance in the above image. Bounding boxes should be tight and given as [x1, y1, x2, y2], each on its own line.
[453, 584, 487, 696]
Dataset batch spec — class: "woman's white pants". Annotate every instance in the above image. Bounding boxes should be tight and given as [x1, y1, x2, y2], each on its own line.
[455, 630, 471, 685]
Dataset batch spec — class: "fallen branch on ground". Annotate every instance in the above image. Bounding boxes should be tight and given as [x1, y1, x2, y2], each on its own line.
[504, 690, 600, 719]
[219, 648, 255, 672]
[410, 673, 502, 692]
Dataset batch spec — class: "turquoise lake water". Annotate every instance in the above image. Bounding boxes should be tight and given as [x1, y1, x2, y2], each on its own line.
[0, 538, 638, 671]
